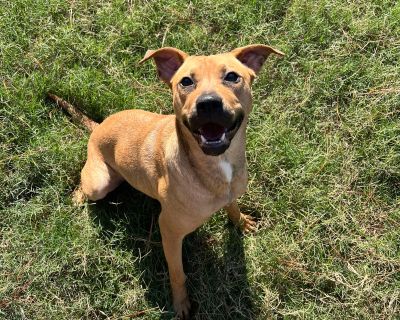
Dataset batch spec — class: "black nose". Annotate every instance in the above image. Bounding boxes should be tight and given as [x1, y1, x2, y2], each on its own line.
[196, 94, 223, 116]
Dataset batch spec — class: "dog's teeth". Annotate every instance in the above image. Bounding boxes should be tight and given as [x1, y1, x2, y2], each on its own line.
[200, 134, 225, 145]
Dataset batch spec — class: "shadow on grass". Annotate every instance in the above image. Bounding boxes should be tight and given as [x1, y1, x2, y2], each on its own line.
[88, 182, 258, 319]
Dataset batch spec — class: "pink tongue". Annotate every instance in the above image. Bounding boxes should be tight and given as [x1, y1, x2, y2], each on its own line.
[199, 123, 225, 140]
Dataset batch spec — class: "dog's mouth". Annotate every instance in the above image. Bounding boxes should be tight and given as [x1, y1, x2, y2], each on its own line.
[186, 113, 244, 156]
[197, 123, 227, 144]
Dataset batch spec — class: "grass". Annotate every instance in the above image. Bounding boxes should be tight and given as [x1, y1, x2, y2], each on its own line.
[1, 0, 399, 319]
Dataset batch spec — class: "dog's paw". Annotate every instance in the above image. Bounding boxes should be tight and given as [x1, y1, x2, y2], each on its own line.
[72, 187, 86, 206]
[174, 295, 191, 319]
[239, 214, 257, 233]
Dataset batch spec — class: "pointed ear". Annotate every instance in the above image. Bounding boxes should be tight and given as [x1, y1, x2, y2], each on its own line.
[139, 47, 188, 83]
[231, 44, 284, 74]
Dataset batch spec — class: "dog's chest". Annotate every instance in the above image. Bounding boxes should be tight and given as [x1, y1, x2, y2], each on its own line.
[183, 184, 233, 218]
[163, 144, 247, 217]
[219, 160, 233, 183]
[172, 165, 245, 218]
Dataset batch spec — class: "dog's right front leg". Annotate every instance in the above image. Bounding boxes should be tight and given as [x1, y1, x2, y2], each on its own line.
[159, 211, 192, 319]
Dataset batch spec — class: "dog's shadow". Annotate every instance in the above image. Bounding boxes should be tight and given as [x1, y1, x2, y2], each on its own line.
[89, 182, 258, 319]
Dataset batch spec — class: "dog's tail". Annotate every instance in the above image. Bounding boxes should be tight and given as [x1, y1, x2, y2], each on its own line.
[47, 93, 99, 132]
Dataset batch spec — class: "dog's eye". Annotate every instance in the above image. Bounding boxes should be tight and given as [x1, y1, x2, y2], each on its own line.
[180, 77, 194, 87]
[224, 72, 240, 83]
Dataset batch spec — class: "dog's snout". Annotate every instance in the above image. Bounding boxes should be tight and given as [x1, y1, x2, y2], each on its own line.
[196, 94, 223, 115]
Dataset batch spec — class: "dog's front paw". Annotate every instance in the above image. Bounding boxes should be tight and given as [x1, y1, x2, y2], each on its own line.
[239, 214, 257, 233]
[174, 294, 191, 319]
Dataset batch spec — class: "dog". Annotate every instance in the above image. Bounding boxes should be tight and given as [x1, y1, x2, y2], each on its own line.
[51, 44, 283, 318]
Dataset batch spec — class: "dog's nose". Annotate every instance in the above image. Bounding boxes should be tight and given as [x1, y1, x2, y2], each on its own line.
[196, 94, 223, 116]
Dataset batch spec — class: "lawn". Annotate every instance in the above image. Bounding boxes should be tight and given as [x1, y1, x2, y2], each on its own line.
[1, 0, 399, 319]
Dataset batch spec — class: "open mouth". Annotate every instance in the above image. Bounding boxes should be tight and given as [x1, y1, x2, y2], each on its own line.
[189, 114, 244, 156]
[198, 123, 227, 145]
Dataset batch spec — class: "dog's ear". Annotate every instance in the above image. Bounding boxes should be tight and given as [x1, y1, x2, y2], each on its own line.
[231, 44, 284, 74]
[139, 47, 188, 83]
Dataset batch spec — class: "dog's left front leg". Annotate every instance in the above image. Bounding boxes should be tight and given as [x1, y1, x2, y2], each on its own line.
[225, 200, 256, 233]
[159, 210, 194, 319]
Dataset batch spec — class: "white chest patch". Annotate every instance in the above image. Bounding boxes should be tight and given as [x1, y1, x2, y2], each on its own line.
[219, 160, 233, 183]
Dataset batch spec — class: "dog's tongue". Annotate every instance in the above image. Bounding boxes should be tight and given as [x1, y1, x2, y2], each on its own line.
[199, 123, 225, 140]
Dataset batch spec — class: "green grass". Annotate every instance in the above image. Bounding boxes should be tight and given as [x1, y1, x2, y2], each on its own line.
[1, 0, 399, 319]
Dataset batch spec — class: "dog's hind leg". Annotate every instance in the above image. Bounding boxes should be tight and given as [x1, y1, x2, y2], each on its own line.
[77, 144, 123, 202]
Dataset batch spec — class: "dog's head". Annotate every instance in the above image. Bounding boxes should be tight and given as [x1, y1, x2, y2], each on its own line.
[140, 45, 283, 156]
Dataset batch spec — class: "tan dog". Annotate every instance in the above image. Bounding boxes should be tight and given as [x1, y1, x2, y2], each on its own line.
[58, 44, 283, 318]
